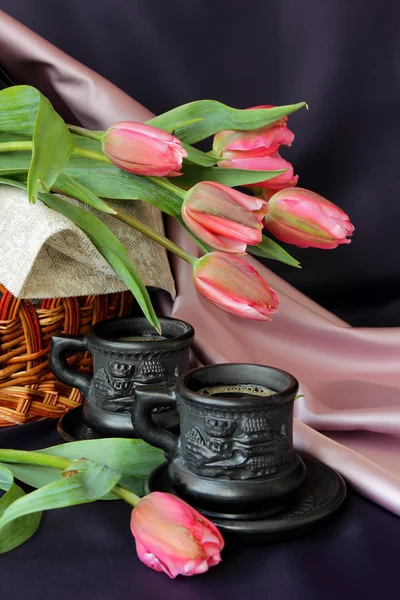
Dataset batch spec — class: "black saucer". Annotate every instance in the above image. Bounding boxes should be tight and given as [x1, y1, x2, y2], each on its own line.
[57, 405, 180, 442]
[57, 406, 101, 442]
[145, 455, 347, 542]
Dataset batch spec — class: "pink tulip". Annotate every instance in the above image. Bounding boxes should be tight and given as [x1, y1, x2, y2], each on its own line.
[103, 121, 187, 177]
[193, 251, 279, 320]
[264, 188, 355, 249]
[182, 181, 269, 253]
[213, 105, 297, 190]
[219, 150, 298, 190]
[213, 104, 294, 158]
[130, 492, 224, 578]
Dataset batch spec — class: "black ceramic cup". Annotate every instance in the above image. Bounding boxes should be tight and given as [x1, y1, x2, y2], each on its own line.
[132, 363, 306, 518]
[50, 317, 194, 437]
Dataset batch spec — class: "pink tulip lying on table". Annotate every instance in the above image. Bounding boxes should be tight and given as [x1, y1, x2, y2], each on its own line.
[130, 492, 224, 578]
[182, 181, 269, 253]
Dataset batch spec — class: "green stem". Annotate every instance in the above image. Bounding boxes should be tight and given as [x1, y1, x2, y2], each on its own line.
[0, 141, 33, 153]
[112, 205, 197, 266]
[0, 141, 111, 164]
[73, 147, 112, 163]
[68, 125, 104, 143]
[0, 142, 187, 201]
[0, 449, 70, 470]
[0, 449, 141, 507]
[147, 176, 186, 200]
[112, 485, 141, 506]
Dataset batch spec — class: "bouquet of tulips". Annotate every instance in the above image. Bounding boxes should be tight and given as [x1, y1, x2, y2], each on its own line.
[0, 86, 354, 332]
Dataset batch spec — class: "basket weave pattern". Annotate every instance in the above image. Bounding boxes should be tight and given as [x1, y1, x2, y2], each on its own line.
[0, 286, 134, 426]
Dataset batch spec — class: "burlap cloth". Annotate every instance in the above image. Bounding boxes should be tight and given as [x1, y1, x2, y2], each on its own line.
[0, 184, 176, 298]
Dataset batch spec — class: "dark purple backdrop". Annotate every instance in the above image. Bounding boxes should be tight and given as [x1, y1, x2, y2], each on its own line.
[2, 0, 400, 326]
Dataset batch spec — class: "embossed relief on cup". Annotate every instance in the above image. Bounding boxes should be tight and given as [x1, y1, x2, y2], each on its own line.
[92, 352, 184, 415]
[184, 407, 294, 480]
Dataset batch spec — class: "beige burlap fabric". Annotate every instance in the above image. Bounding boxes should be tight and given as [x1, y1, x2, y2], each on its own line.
[0, 184, 176, 298]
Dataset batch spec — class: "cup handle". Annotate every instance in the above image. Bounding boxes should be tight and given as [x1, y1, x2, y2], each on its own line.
[49, 335, 91, 397]
[132, 386, 178, 456]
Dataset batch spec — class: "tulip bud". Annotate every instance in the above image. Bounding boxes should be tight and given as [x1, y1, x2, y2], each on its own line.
[193, 251, 279, 320]
[213, 104, 294, 158]
[264, 188, 355, 249]
[130, 492, 224, 578]
[182, 181, 268, 253]
[213, 106, 298, 191]
[103, 121, 187, 177]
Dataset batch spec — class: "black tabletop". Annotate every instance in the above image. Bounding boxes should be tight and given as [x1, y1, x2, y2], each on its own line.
[0, 420, 398, 600]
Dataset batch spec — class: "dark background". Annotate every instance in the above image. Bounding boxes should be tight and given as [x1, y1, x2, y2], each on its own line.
[1, 0, 400, 325]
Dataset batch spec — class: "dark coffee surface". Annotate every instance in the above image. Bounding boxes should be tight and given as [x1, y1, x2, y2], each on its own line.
[198, 383, 275, 399]
[112, 335, 167, 342]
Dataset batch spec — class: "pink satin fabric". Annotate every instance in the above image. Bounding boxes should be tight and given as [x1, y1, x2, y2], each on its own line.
[2, 10, 400, 515]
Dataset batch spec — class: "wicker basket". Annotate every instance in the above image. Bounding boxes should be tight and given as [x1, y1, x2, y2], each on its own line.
[0, 285, 134, 426]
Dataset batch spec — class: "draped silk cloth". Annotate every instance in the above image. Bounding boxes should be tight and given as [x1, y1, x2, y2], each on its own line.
[1, 10, 400, 516]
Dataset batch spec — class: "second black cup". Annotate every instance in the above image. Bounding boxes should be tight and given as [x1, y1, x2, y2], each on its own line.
[132, 363, 306, 518]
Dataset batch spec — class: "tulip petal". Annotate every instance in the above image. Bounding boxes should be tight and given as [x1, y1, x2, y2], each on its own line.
[190, 214, 262, 244]
[194, 277, 273, 320]
[130, 493, 224, 578]
[265, 188, 354, 249]
[194, 252, 279, 320]
[182, 209, 247, 252]
[103, 121, 187, 176]
[202, 182, 269, 219]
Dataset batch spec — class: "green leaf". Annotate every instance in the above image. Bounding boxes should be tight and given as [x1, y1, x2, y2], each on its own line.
[148, 100, 307, 144]
[248, 235, 301, 268]
[0, 85, 74, 202]
[0, 147, 184, 218]
[0, 132, 31, 143]
[0, 178, 161, 332]
[174, 163, 285, 188]
[65, 160, 183, 218]
[54, 172, 116, 214]
[27, 92, 75, 203]
[39, 193, 161, 332]
[182, 143, 217, 167]
[2, 438, 164, 498]
[0, 85, 39, 135]
[0, 463, 41, 553]
[0, 459, 121, 533]
[0, 150, 31, 174]
[62, 458, 121, 500]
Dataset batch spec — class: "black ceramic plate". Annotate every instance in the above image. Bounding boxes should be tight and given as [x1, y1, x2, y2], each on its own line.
[57, 405, 180, 442]
[57, 406, 101, 442]
[145, 456, 347, 542]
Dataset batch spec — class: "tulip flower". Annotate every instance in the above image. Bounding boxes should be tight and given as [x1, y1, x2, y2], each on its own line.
[182, 181, 269, 253]
[264, 188, 355, 249]
[217, 150, 298, 188]
[213, 104, 294, 158]
[103, 121, 187, 177]
[130, 492, 224, 578]
[193, 251, 279, 320]
[213, 105, 298, 190]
